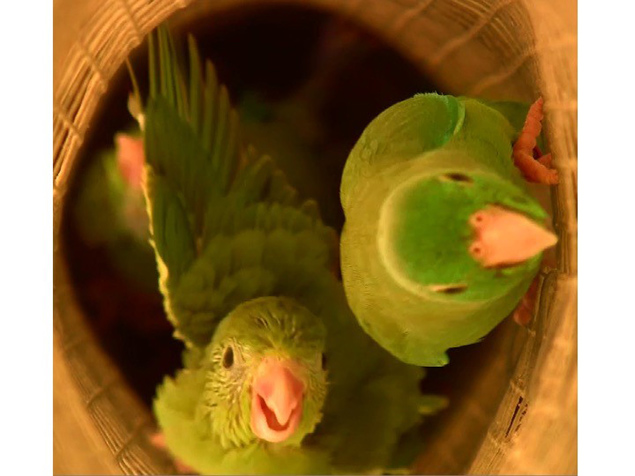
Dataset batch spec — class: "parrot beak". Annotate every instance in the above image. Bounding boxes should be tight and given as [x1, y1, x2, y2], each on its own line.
[115, 133, 145, 190]
[250, 357, 305, 443]
[469, 205, 558, 268]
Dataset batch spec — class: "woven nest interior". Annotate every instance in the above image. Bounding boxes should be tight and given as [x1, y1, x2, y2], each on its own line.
[53, 0, 577, 474]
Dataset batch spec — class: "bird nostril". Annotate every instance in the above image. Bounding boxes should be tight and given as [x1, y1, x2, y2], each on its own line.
[470, 213, 485, 227]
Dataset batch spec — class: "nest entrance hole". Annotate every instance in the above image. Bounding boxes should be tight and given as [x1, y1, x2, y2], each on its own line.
[61, 3, 527, 473]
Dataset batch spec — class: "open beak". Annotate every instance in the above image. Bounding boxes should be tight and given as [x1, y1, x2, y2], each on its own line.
[250, 357, 305, 443]
[469, 205, 558, 268]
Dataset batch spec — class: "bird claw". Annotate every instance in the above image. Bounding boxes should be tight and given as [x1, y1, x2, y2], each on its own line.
[150, 431, 167, 449]
[513, 98, 559, 185]
[537, 152, 553, 168]
[515, 153, 559, 184]
[511, 278, 540, 327]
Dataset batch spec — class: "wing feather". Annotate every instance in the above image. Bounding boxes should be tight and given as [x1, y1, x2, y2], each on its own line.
[142, 27, 337, 347]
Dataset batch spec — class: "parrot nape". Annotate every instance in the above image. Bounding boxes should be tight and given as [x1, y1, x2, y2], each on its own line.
[135, 27, 445, 474]
[72, 127, 158, 292]
[339, 92, 559, 367]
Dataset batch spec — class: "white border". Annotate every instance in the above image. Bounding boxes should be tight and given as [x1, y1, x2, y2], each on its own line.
[0, 1, 53, 473]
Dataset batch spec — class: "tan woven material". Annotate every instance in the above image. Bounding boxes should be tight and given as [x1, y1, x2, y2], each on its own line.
[53, 1, 577, 474]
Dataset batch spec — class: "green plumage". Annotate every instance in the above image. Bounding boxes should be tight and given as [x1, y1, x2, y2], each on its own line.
[141, 28, 441, 474]
[340, 93, 553, 366]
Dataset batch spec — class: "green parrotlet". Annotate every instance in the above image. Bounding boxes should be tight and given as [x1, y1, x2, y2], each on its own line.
[339, 92, 559, 367]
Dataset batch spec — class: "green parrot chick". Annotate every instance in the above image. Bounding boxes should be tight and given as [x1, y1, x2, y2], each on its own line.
[340, 93, 559, 366]
[202, 297, 327, 448]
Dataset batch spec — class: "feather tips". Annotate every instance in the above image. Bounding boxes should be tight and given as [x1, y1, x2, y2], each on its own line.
[142, 26, 337, 347]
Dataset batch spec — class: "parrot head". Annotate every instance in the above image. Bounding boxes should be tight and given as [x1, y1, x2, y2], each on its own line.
[378, 158, 557, 302]
[203, 297, 328, 448]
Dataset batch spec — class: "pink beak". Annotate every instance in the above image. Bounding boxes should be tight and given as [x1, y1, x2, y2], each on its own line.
[469, 206, 558, 268]
[250, 358, 305, 443]
[115, 133, 145, 190]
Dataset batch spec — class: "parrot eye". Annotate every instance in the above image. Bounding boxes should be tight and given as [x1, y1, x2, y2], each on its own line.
[441, 173, 473, 184]
[429, 284, 468, 295]
[321, 353, 327, 370]
[222, 346, 234, 368]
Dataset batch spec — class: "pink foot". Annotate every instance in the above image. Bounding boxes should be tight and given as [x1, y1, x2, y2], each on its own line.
[512, 278, 539, 326]
[537, 152, 553, 168]
[513, 98, 559, 185]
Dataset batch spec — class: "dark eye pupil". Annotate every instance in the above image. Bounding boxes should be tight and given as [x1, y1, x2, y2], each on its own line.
[443, 173, 473, 183]
[223, 347, 234, 368]
[321, 353, 327, 370]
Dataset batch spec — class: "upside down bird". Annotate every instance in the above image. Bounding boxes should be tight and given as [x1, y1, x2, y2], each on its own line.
[339, 92, 559, 367]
